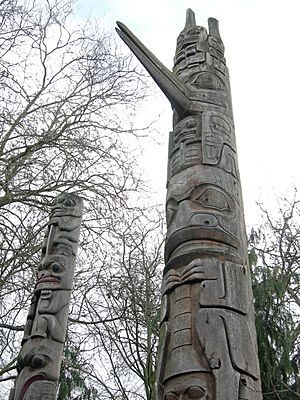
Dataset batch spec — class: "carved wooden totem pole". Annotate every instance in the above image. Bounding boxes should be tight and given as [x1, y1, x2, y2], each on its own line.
[117, 9, 262, 400]
[10, 193, 83, 400]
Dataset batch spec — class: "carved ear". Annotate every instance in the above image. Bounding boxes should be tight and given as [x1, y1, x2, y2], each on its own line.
[208, 18, 222, 41]
[184, 8, 197, 29]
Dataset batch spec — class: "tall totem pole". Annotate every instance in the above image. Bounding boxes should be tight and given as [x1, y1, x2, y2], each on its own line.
[117, 9, 262, 400]
[10, 193, 83, 400]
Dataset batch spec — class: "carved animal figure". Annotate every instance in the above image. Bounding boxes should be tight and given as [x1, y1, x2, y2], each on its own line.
[11, 193, 83, 400]
[116, 10, 262, 400]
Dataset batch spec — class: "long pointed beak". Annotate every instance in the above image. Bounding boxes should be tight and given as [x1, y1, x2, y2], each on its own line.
[116, 21, 190, 114]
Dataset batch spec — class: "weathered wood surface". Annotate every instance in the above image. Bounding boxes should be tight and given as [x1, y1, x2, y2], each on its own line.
[10, 193, 83, 400]
[117, 9, 262, 400]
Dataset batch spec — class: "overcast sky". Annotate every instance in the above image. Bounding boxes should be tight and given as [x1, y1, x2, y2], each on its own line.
[76, 0, 300, 228]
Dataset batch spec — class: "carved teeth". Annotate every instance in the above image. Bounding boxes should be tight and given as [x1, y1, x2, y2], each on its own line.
[40, 290, 52, 299]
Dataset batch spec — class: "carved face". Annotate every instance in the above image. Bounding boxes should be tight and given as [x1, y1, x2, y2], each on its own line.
[41, 193, 82, 257]
[163, 373, 213, 400]
[165, 166, 240, 263]
[169, 116, 202, 177]
[174, 8, 208, 74]
[177, 67, 230, 115]
[175, 24, 208, 65]
[35, 254, 74, 291]
[17, 348, 52, 373]
[50, 193, 83, 219]
[14, 339, 62, 400]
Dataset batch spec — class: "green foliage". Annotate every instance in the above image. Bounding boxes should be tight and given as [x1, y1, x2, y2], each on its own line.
[251, 263, 298, 398]
[249, 196, 300, 399]
[58, 344, 98, 400]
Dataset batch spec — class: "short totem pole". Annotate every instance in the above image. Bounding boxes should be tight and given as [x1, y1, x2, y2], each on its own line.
[10, 193, 83, 400]
[117, 9, 262, 400]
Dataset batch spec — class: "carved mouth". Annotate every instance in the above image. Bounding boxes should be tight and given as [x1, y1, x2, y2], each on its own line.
[35, 277, 60, 290]
[165, 239, 240, 271]
[50, 204, 79, 219]
[36, 277, 60, 284]
[51, 208, 70, 216]
[165, 226, 239, 264]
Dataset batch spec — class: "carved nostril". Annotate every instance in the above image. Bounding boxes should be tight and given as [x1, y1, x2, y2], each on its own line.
[189, 214, 218, 227]
[39, 271, 48, 279]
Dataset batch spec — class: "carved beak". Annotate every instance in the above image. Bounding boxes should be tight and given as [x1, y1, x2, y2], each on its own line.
[116, 21, 190, 115]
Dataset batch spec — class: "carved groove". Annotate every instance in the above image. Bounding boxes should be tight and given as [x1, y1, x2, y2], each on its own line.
[116, 9, 262, 399]
[10, 193, 83, 400]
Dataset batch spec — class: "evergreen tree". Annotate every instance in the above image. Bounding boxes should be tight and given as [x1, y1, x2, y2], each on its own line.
[249, 193, 300, 399]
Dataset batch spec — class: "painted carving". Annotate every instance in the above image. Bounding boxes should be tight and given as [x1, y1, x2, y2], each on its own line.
[23, 380, 57, 400]
[10, 193, 83, 400]
[116, 9, 262, 400]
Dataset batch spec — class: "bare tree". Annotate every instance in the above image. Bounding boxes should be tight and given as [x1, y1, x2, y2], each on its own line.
[65, 207, 164, 399]
[0, 0, 157, 397]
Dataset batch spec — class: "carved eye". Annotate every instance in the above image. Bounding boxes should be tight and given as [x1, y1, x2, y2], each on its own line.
[24, 353, 51, 369]
[31, 355, 47, 369]
[192, 72, 223, 90]
[188, 27, 201, 36]
[51, 263, 64, 273]
[63, 198, 75, 207]
[186, 386, 205, 399]
[165, 392, 178, 400]
[166, 199, 178, 224]
[196, 188, 230, 211]
[186, 119, 197, 129]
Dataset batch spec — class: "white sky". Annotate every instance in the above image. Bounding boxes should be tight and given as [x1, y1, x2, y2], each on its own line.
[76, 0, 300, 228]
